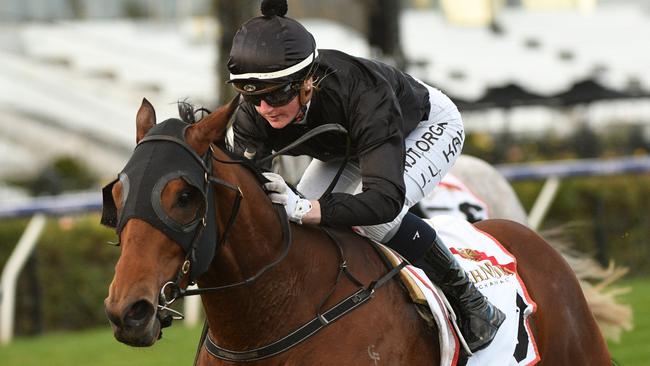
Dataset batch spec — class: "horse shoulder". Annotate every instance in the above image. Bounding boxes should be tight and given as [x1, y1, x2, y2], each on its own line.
[299, 227, 439, 364]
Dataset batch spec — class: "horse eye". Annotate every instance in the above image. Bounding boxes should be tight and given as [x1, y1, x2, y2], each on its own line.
[177, 190, 192, 207]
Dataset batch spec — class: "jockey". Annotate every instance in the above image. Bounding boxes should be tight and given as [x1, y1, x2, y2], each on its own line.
[227, 0, 504, 352]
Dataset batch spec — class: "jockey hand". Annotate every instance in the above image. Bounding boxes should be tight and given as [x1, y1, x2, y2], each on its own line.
[262, 172, 313, 224]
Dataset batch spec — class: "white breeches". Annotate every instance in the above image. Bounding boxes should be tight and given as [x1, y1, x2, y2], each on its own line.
[297, 82, 464, 242]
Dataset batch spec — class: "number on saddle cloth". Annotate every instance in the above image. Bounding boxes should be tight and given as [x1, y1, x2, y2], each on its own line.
[411, 174, 488, 223]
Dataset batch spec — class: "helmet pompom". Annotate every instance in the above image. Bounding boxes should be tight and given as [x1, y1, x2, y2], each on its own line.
[261, 0, 288, 17]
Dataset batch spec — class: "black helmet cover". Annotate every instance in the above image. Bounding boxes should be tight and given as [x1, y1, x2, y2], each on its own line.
[227, 0, 317, 87]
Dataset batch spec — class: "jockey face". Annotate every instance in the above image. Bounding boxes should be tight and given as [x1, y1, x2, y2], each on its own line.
[254, 93, 301, 129]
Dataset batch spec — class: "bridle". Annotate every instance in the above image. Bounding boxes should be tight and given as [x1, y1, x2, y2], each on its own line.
[104, 120, 405, 362]
[156, 124, 350, 323]
[153, 141, 294, 326]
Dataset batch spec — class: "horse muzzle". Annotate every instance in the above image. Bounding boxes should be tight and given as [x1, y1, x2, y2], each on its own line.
[105, 297, 161, 347]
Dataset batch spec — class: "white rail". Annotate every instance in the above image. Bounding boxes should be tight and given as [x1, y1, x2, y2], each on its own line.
[527, 176, 561, 230]
[183, 285, 202, 327]
[0, 214, 46, 345]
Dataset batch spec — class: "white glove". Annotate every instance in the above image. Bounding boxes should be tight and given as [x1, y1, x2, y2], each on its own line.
[262, 172, 312, 224]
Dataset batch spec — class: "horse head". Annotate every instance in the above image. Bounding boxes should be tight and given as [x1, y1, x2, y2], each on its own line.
[103, 97, 239, 347]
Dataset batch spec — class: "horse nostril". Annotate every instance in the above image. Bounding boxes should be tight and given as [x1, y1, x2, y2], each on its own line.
[123, 300, 155, 328]
[106, 307, 123, 327]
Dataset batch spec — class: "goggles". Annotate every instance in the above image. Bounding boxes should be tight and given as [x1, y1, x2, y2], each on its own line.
[234, 82, 300, 107]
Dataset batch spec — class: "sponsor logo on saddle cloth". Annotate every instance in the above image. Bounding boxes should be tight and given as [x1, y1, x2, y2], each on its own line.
[451, 248, 516, 291]
[405, 216, 540, 366]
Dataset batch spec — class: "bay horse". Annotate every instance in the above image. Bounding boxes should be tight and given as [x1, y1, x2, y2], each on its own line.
[103, 98, 612, 365]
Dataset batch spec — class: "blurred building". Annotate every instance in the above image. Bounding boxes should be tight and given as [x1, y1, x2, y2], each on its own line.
[0, 0, 211, 21]
[522, 0, 597, 12]
[0, 0, 648, 181]
[440, 0, 501, 26]
[439, 0, 600, 26]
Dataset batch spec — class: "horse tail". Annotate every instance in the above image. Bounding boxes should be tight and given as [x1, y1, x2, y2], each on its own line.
[541, 225, 633, 342]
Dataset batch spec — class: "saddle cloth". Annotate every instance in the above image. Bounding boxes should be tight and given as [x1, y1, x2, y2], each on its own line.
[417, 173, 489, 222]
[378, 215, 540, 366]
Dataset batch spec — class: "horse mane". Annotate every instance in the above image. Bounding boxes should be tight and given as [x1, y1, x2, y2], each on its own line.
[177, 99, 212, 125]
[212, 140, 272, 183]
[175, 100, 309, 198]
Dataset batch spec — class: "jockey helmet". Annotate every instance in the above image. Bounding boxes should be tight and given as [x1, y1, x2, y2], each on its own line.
[227, 0, 317, 94]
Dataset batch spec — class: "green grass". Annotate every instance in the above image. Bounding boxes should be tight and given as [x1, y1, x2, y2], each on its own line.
[0, 324, 203, 366]
[0, 278, 648, 365]
[608, 277, 650, 366]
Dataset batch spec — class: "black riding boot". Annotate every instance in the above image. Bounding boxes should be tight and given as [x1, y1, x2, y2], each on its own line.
[414, 235, 506, 352]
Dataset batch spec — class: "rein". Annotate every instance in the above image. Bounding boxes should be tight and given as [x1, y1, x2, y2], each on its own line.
[259, 123, 351, 199]
[151, 123, 403, 363]
[164, 123, 351, 304]
[180, 204, 292, 295]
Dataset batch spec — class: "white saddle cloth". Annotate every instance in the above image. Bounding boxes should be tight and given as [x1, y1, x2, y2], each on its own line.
[407, 215, 540, 366]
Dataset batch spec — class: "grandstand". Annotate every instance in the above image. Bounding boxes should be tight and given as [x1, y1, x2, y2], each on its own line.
[0, 2, 648, 180]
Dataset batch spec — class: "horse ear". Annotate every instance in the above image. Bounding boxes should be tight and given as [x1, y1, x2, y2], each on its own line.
[136, 98, 156, 143]
[186, 95, 240, 155]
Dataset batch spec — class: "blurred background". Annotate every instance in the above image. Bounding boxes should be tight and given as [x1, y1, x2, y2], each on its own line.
[0, 0, 648, 365]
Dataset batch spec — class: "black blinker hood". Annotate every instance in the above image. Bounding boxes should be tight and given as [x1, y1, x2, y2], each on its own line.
[101, 118, 217, 281]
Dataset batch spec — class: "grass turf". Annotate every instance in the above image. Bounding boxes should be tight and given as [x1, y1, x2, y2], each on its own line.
[608, 277, 650, 366]
[0, 324, 203, 366]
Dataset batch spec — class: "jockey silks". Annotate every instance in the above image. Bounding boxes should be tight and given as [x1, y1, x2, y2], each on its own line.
[231, 49, 432, 228]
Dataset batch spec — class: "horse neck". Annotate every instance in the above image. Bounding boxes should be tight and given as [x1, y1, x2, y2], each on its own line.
[199, 151, 323, 348]
[211, 161, 284, 279]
